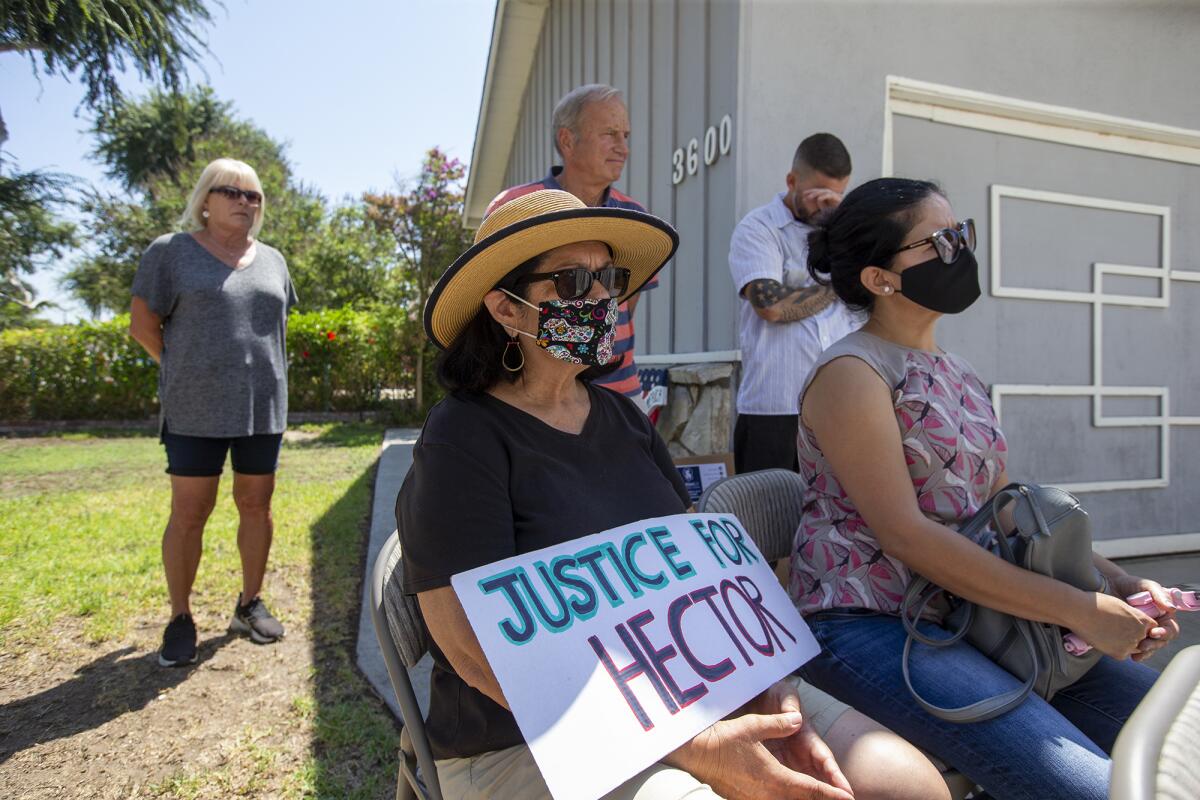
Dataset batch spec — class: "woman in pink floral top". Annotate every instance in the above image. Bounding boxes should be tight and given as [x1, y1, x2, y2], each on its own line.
[790, 178, 1180, 800]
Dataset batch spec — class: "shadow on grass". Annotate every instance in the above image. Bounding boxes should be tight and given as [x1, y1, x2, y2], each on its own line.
[289, 424, 389, 450]
[308, 452, 400, 799]
[0, 634, 234, 764]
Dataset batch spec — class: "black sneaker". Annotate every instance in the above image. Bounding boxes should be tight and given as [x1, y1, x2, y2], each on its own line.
[229, 594, 285, 644]
[159, 613, 197, 667]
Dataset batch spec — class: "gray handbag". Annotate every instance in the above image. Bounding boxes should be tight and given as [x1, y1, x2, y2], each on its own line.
[901, 483, 1107, 723]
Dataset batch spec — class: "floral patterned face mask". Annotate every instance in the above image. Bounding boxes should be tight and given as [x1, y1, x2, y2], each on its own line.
[501, 290, 619, 367]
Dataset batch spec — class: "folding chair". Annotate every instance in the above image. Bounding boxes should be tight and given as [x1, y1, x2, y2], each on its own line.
[1110, 644, 1200, 800]
[697, 469, 977, 800]
[370, 530, 443, 800]
[697, 468, 806, 563]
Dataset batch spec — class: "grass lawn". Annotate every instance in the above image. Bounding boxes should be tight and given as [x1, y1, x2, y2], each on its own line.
[0, 424, 399, 799]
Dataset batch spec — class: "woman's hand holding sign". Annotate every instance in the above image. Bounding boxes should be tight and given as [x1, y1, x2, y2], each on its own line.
[664, 679, 854, 800]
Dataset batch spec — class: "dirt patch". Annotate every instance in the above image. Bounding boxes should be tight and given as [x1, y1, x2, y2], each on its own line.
[0, 594, 394, 798]
[0, 435, 150, 452]
[0, 427, 397, 798]
[0, 462, 164, 498]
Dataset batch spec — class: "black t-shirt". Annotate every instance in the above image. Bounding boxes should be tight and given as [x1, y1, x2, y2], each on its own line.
[395, 382, 690, 760]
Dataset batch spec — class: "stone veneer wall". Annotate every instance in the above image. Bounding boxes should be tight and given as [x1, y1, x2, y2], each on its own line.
[653, 363, 736, 459]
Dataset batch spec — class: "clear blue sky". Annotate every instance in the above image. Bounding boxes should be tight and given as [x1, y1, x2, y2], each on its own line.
[2, 0, 496, 322]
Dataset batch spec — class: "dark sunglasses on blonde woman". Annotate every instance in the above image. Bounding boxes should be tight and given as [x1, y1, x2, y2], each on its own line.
[209, 185, 263, 205]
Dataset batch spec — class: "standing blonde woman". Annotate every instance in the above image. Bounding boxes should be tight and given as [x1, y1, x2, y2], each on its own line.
[130, 158, 297, 667]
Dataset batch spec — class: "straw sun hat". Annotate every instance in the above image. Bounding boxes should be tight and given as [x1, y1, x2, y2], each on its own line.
[423, 189, 679, 350]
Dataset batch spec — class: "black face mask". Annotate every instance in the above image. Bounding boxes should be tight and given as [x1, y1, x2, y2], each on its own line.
[898, 247, 981, 314]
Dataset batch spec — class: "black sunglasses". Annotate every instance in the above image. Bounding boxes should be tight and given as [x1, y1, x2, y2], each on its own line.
[890, 218, 976, 264]
[209, 185, 263, 205]
[513, 265, 631, 301]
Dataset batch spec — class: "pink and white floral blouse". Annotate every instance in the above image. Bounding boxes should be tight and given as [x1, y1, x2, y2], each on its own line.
[789, 330, 1008, 619]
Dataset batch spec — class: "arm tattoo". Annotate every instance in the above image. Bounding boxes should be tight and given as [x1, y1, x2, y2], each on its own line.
[744, 279, 835, 322]
[745, 278, 789, 309]
[776, 285, 835, 322]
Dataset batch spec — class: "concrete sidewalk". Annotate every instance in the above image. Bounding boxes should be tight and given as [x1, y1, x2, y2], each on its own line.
[355, 427, 432, 722]
[354, 426, 1200, 725]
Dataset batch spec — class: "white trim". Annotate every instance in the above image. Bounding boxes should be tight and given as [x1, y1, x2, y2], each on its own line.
[637, 350, 741, 366]
[734, 0, 755, 218]
[992, 385, 1170, 493]
[881, 80, 895, 177]
[1095, 534, 1200, 560]
[463, 0, 552, 229]
[987, 185, 1200, 494]
[880, 77, 1200, 546]
[989, 185, 1177, 309]
[990, 185, 1172, 216]
[885, 76, 1200, 167]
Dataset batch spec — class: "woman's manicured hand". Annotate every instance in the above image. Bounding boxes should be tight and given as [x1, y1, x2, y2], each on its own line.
[1109, 575, 1181, 661]
[1070, 591, 1158, 661]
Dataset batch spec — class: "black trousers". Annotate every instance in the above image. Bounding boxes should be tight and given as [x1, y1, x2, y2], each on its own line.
[733, 413, 800, 474]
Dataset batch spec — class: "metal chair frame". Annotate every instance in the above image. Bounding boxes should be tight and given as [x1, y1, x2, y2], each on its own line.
[1110, 644, 1200, 800]
[370, 530, 443, 800]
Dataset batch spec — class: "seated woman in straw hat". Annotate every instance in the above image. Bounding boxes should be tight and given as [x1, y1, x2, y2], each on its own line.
[395, 190, 948, 800]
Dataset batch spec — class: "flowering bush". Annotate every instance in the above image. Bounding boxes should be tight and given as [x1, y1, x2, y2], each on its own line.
[286, 306, 425, 413]
[0, 305, 433, 421]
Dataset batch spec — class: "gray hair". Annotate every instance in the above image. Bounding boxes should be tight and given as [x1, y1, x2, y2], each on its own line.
[551, 84, 624, 157]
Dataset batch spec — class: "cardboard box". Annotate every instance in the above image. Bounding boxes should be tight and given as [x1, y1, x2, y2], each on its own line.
[673, 453, 735, 506]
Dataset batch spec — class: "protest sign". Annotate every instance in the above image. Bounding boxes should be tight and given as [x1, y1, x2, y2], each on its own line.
[452, 513, 819, 800]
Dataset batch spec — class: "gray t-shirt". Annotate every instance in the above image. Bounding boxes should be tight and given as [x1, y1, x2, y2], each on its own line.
[132, 232, 299, 437]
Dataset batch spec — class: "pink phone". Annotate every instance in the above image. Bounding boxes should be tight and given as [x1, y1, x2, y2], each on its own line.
[1063, 589, 1198, 656]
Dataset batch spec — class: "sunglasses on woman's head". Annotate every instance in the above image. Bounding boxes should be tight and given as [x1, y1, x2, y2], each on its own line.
[513, 265, 631, 301]
[209, 185, 263, 205]
[890, 218, 976, 265]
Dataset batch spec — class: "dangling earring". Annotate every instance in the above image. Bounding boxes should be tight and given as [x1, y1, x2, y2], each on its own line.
[502, 333, 525, 372]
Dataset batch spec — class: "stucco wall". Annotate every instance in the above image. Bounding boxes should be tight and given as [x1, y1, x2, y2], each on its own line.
[739, 0, 1200, 548]
[483, 0, 1200, 547]
[737, 0, 1200, 214]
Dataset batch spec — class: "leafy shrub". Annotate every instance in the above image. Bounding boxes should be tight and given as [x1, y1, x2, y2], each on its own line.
[0, 306, 432, 421]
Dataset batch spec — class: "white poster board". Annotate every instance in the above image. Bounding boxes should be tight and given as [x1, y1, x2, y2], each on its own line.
[452, 513, 818, 800]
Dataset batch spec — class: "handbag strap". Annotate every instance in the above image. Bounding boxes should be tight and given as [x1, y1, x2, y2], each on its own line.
[902, 617, 1040, 723]
[899, 485, 1017, 643]
[901, 484, 1044, 722]
[901, 578, 975, 646]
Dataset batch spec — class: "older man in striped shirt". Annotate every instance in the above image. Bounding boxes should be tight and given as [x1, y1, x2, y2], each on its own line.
[729, 133, 862, 473]
[486, 84, 657, 404]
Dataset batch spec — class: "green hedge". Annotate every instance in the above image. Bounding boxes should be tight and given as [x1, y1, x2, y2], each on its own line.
[0, 307, 434, 421]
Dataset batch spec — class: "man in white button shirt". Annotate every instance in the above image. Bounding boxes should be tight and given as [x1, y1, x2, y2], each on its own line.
[729, 133, 862, 473]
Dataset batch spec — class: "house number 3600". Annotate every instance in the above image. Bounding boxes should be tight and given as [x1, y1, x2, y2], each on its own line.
[672, 114, 733, 186]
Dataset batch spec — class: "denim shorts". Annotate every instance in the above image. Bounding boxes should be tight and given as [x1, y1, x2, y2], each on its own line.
[161, 422, 283, 477]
